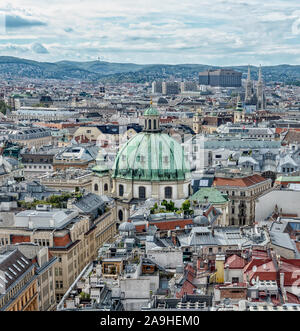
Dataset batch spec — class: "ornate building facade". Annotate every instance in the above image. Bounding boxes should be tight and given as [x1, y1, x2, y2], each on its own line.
[92, 105, 192, 224]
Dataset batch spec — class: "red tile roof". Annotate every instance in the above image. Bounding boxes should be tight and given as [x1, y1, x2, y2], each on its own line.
[252, 250, 269, 259]
[283, 130, 300, 145]
[213, 174, 268, 188]
[243, 259, 277, 283]
[176, 280, 196, 298]
[176, 264, 197, 298]
[286, 291, 300, 304]
[225, 254, 246, 269]
[279, 258, 300, 286]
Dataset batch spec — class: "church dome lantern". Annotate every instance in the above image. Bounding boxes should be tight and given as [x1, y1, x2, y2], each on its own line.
[143, 102, 161, 133]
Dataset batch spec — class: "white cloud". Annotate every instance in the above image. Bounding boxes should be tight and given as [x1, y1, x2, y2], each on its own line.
[0, 0, 300, 64]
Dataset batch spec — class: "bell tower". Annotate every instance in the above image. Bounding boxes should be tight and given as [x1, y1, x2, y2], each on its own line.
[234, 94, 245, 123]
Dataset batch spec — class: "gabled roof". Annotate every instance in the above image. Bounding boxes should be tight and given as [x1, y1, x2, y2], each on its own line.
[213, 174, 268, 188]
[238, 156, 259, 165]
[279, 155, 298, 167]
[283, 130, 300, 145]
[243, 258, 277, 282]
[279, 258, 300, 286]
[0, 249, 33, 291]
[74, 193, 108, 213]
[225, 254, 246, 269]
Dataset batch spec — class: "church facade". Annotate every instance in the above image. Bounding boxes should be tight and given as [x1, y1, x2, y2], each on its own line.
[91, 105, 191, 224]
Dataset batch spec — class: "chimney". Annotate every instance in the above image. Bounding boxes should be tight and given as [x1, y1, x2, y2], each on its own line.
[171, 232, 177, 246]
[280, 273, 284, 288]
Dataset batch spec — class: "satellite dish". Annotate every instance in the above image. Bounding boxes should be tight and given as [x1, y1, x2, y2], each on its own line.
[251, 278, 256, 286]
[252, 265, 257, 273]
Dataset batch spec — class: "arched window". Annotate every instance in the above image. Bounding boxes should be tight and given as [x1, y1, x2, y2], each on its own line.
[104, 183, 108, 191]
[148, 119, 152, 130]
[118, 210, 123, 221]
[153, 120, 157, 130]
[165, 186, 172, 199]
[94, 183, 98, 191]
[139, 186, 146, 199]
[119, 184, 124, 197]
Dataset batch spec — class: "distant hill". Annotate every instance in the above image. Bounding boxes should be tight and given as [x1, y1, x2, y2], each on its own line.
[1, 56, 300, 84]
[0, 56, 145, 80]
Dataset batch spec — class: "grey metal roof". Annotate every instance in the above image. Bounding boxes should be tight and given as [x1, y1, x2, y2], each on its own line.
[118, 222, 136, 232]
[14, 209, 79, 229]
[74, 193, 107, 213]
[0, 249, 33, 293]
[178, 226, 269, 248]
[202, 140, 281, 150]
[193, 216, 209, 226]
[270, 221, 288, 233]
[269, 231, 295, 251]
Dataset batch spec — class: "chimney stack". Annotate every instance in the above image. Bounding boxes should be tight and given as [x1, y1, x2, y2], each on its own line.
[171, 232, 177, 246]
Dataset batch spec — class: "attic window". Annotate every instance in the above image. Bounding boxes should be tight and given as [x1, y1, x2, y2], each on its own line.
[21, 257, 29, 265]
[13, 264, 21, 272]
[8, 267, 17, 276]
[0, 275, 7, 283]
[17, 260, 25, 268]
[5, 272, 13, 280]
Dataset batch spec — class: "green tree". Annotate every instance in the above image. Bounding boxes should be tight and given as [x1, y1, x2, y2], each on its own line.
[0, 100, 10, 115]
[181, 200, 192, 216]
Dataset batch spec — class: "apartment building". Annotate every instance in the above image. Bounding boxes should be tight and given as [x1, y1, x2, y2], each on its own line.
[213, 174, 272, 226]
[40, 168, 94, 193]
[5, 127, 53, 149]
[199, 69, 242, 87]
[0, 204, 116, 303]
[0, 248, 38, 311]
[21, 153, 54, 177]
[1, 244, 58, 311]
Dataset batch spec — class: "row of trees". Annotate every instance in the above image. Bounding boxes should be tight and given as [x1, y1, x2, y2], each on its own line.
[18, 192, 83, 209]
[150, 200, 193, 216]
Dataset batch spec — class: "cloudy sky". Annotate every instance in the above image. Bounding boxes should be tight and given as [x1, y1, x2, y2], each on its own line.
[0, 0, 300, 65]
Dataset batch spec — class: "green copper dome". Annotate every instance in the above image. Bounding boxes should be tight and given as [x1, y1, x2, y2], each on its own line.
[112, 132, 190, 181]
[143, 106, 160, 116]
